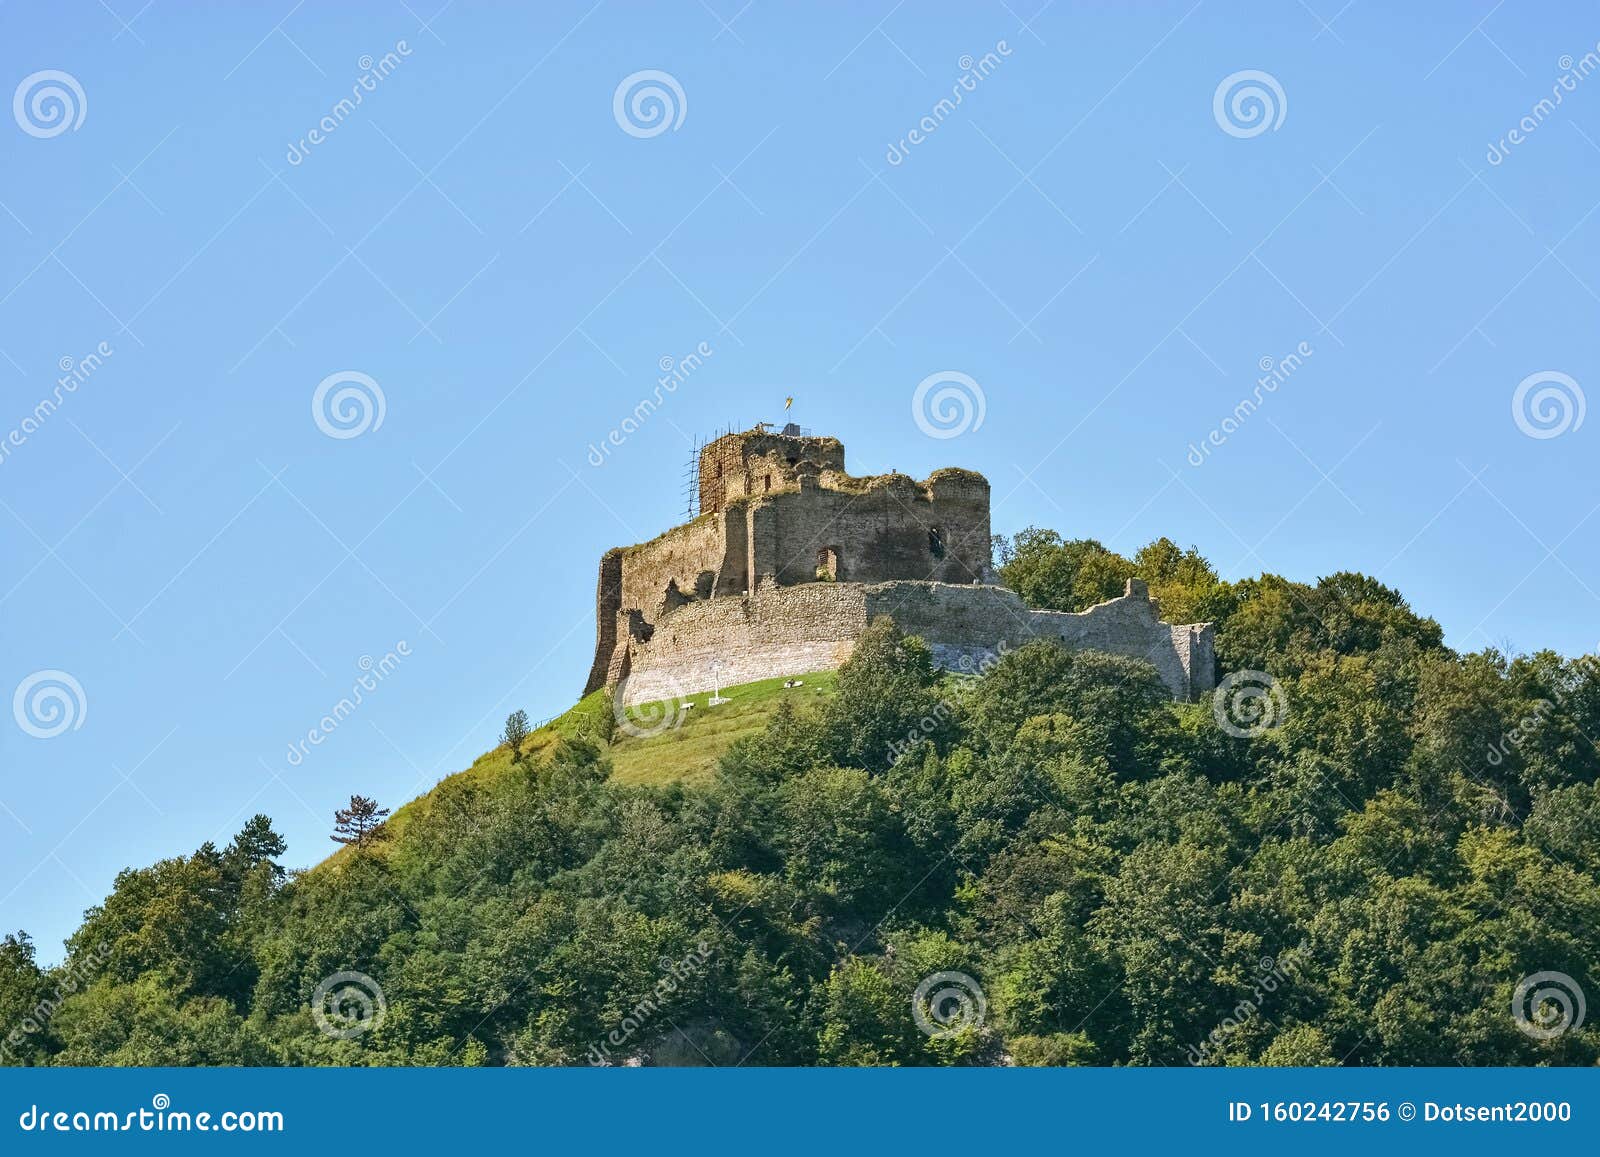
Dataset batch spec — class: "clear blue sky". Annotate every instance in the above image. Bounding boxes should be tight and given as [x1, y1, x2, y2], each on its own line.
[3, 2, 1597, 957]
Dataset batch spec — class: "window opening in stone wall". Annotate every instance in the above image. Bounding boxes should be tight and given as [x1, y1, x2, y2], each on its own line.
[928, 527, 946, 560]
[816, 546, 840, 581]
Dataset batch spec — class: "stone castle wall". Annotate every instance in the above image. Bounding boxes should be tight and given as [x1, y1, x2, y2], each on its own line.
[616, 582, 868, 704]
[616, 513, 737, 615]
[587, 426, 1215, 705]
[861, 578, 1213, 700]
[617, 578, 1217, 705]
[750, 470, 990, 589]
[698, 429, 845, 514]
[584, 427, 995, 696]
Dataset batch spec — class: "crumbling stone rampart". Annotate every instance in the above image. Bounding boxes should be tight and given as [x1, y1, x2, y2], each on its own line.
[586, 426, 1215, 704]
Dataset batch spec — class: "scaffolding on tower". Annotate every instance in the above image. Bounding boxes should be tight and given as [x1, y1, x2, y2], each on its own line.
[681, 436, 701, 522]
[682, 423, 741, 521]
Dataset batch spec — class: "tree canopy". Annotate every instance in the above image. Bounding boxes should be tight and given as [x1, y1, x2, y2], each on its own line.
[3, 531, 1596, 1067]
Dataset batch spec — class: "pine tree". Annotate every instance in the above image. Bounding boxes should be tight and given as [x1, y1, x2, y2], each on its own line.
[331, 795, 390, 847]
[223, 814, 288, 881]
[500, 709, 531, 762]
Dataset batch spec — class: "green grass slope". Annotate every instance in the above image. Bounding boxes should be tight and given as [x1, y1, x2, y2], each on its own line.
[373, 672, 838, 851]
[606, 673, 837, 786]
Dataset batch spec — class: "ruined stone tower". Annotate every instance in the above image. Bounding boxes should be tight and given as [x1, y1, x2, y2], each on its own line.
[585, 426, 1215, 705]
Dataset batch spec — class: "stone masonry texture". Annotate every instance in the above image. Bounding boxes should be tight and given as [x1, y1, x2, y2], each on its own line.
[585, 426, 1216, 704]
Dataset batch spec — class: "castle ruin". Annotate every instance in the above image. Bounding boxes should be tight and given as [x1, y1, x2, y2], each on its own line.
[585, 426, 1216, 705]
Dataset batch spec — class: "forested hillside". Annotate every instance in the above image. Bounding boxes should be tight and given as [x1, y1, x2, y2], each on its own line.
[3, 532, 1598, 1067]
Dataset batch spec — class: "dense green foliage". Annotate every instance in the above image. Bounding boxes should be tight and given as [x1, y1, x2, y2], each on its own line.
[4, 531, 1598, 1067]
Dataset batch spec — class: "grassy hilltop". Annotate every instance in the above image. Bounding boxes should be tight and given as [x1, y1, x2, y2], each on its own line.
[369, 674, 840, 854]
[3, 531, 1599, 1068]
[511, 674, 837, 789]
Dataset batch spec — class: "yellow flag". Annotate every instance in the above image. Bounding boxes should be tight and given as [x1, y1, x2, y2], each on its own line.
[784, 396, 794, 410]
